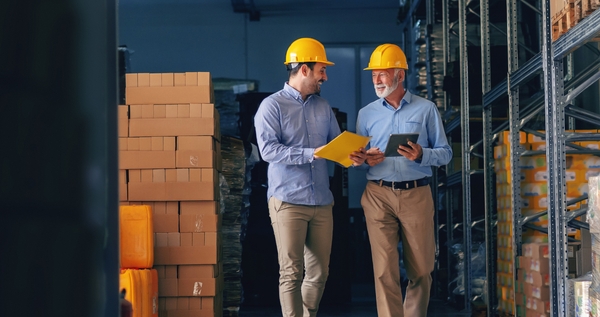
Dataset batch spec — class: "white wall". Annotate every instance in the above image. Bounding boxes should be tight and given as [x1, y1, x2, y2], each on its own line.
[118, 1, 405, 207]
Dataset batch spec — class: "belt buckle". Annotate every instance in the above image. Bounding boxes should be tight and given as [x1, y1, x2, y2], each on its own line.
[390, 181, 401, 191]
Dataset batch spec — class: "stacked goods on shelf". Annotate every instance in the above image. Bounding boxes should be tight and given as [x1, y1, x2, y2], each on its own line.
[119, 204, 159, 317]
[551, 0, 600, 40]
[494, 131, 527, 315]
[522, 130, 600, 245]
[493, 130, 600, 314]
[587, 175, 600, 314]
[515, 243, 550, 317]
[119, 72, 224, 317]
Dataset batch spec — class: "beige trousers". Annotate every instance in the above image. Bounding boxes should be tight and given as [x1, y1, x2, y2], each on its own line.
[361, 181, 436, 317]
[268, 197, 334, 317]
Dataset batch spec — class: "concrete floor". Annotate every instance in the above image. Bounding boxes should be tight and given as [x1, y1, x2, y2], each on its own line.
[238, 283, 472, 317]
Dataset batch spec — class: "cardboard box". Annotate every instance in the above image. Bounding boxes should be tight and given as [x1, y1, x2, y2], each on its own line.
[128, 181, 217, 201]
[153, 213, 179, 233]
[178, 264, 220, 279]
[179, 213, 220, 233]
[125, 85, 213, 105]
[157, 309, 220, 317]
[119, 170, 127, 201]
[179, 201, 219, 215]
[154, 246, 218, 265]
[524, 283, 550, 300]
[129, 118, 217, 138]
[118, 105, 129, 137]
[178, 278, 217, 297]
[523, 243, 549, 259]
[526, 297, 549, 314]
[176, 150, 219, 170]
[119, 150, 176, 169]
[177, 136, 218, 150]
[126, 72, 213, 105]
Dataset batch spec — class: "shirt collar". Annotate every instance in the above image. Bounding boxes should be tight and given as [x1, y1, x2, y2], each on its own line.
[381, 89, 412, 110]
[283, 82, 306, 102]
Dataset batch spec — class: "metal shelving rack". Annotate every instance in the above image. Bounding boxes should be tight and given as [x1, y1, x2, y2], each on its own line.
[428, 0, 600, 315]
[399, 0, 600, 313]
[478, 1, 600, 316]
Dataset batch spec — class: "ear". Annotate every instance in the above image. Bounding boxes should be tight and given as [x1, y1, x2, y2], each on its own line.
[398, 69, 406, 82]
[301, 64, 310, 77]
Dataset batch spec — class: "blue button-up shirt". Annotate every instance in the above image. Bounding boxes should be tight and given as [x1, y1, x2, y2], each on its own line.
[254, 83, 341, 206]
[356, 90, 452, 182]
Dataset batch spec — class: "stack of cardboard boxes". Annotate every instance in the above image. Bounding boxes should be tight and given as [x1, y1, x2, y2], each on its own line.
[493, 130, 598, 315]
[515, 243, 550, 317]
[119, 72, 224, 317]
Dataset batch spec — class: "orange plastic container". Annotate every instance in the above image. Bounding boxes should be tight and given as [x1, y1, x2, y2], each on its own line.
[120, 268, 159, 317]
[120, 205, 154, 269]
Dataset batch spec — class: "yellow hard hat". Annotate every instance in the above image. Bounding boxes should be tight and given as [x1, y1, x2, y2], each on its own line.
[364, 44, 408, 70]
[284, 38, 334, 66]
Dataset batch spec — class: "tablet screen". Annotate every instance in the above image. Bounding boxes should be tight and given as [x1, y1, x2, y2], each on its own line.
[383, 133, 420, 157]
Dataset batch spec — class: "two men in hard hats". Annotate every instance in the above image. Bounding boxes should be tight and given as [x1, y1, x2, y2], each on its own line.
[253, 38, 366, 317]
[357, 44, 452, 316]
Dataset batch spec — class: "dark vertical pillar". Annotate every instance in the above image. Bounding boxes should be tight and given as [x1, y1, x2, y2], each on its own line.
[0, 1, 118, 317]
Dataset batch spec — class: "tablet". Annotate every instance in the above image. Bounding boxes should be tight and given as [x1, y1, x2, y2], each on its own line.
[383, 133, 420, 157]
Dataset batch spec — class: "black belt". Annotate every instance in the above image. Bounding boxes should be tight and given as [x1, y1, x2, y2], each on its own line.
[371, 177, 429, 190]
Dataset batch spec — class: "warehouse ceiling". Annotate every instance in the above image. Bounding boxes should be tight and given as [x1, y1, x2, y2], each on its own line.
[231, 0, 402, 21]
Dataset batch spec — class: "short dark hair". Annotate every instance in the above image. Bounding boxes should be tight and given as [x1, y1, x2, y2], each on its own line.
[287, 62, 316, 77]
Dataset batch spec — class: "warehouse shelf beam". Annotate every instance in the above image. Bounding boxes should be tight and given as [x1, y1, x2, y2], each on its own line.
[521, 149, 600, 156]
[523, 223, 578, 242]
[566, 207, 588, 223]
[564, 70, 600, 104]
[519, 0, 542, 15]
[483, 9, 600, 108]
[465, 8, 537, 56]
[565, 133, 600, 142]
[565, 105, 600, 126]
[568, 219, 589, 231]
[520, 195, 588, 226]
[521, 128, 589, 150]
[444, 114, 461, 134]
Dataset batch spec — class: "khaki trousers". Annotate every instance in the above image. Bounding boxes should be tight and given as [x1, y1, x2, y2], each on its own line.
[268, 197, 334, 317]
[361, 181, 435, 317]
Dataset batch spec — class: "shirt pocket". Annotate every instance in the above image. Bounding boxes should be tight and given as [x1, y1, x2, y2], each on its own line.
[313, 109, 331, 139]
[400, 121, 423, 134]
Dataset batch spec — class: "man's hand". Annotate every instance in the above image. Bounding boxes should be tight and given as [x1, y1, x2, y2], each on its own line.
[365, 147, 384, 166]
[313, 145, 326, 159]
[398, 141, 422, 161]
[349, 147, 367, 166]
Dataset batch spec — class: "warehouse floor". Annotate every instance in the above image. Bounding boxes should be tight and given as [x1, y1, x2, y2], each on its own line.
[238, 282, 470, 316]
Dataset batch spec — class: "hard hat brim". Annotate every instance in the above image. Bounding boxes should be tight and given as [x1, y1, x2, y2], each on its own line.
[363, 66, 407, 70]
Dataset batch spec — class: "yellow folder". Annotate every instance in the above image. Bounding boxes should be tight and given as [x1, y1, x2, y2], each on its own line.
[314, 131, 371, 167]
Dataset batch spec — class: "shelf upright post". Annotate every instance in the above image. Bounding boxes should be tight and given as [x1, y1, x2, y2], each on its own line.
[542, 0, 569, 314]
[441, 0, 455, 302]
[458, 0, 472, 310]
[480, 0, 496, 313]
[425, 0, 440, 299]
[507, 0, 524, 314]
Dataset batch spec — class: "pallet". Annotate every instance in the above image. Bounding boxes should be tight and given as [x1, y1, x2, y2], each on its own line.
[573, 0, 597, 23]
[551, 2, 576, 41]
[553, 0, 600, 41]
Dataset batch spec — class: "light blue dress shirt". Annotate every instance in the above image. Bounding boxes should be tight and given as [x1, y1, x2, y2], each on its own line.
[356, 90, 452, 182]
[254, 83, 341, 206]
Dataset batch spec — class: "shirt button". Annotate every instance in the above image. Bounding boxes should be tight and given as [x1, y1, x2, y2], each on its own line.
[306, 120, 309, 122]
